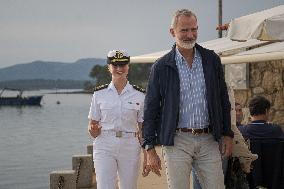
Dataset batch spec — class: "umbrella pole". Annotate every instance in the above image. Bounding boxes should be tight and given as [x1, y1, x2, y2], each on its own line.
[218, 0, 223, 38]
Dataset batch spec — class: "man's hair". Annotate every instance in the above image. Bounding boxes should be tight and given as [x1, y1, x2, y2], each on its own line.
[171, 9, 197, 28]
[249, 96, 271, 116]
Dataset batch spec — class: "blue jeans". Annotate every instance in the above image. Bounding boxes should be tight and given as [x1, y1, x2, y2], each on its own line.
[192, 155, 228, 189]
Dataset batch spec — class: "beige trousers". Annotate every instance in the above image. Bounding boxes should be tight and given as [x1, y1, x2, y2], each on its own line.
[162, 132, 225, 189]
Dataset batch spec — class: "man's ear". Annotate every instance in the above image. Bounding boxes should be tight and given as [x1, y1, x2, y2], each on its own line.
[170, 28, 175, 37]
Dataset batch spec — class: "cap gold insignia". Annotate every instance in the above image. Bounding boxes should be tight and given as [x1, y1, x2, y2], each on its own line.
[115, 51, 124, 59]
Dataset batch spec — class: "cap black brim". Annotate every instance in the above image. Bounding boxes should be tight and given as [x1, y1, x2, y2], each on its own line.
[110, 62, 129, 66]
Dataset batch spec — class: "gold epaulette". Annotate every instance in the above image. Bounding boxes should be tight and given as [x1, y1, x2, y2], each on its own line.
[132, 85, 146, 93]
[94, 84, 109, 92]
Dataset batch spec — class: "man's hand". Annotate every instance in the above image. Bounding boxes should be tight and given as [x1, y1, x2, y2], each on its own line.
[88, 120, 101, 138]
[220, 136, 233, 157]
[146, 148, 162, 176]
[142, 150, 151, 177]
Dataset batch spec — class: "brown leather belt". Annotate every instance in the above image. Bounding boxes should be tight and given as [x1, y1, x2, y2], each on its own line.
[176, 128, 210, 135]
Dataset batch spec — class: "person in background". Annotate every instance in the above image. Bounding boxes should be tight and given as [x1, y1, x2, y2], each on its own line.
[239, 96, 284, 140]
[235, 102, 244, 128]
[142, 9, 233, 189]
[192, 87, 257, 189]
[239, 96, 284, 189]
[88, 50, 148, 189]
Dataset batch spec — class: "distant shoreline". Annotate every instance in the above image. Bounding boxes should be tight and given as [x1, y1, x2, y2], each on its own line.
[47, 90, 92, 94]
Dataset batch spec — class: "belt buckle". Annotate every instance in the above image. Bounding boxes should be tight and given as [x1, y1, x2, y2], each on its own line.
[116, 131, 122, 138]
[191, 129, 198, 135]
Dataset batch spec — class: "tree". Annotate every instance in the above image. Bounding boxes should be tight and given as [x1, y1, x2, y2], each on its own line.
[128, 64, 151, 88]
[89, 65, 111, 86]
[88, 63, 152, 89]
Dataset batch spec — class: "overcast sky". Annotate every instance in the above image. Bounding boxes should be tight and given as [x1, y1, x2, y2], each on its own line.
[0, 0, 283, 68]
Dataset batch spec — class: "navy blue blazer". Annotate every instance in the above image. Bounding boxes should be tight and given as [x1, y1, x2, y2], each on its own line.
[142, 44, 233, 146]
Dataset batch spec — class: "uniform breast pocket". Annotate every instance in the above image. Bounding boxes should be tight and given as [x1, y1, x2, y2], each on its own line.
[122, 103, 140, 122]
[100, 103, 115, 123]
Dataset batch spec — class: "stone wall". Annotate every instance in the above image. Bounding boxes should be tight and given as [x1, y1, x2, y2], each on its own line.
[234, 59, 284, 130]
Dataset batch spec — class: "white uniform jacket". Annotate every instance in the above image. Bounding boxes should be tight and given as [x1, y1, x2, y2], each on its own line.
[88, 82, 145, 132]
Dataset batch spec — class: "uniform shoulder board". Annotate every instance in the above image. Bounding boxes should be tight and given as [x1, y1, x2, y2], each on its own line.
[132, 85, 146, 93]
[94, 84, 109, 92]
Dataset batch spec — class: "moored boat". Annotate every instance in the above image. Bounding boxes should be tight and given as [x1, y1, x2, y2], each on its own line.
[0, 88, 43, 106]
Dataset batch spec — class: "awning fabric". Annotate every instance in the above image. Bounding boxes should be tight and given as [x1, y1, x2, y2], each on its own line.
[222, 41, 284, 64]
[130, 37, 267, 64]
[227, 5, 284, 41]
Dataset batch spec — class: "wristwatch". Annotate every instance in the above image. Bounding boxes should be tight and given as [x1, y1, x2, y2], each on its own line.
[145, 144, 154, 151]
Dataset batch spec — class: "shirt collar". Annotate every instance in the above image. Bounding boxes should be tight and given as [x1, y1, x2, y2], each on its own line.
[175, 47, 198, 66]
[108, 81, 131, 94]
[108, 81, 115, 91]
[175, 47, 184, 63]
[251, 120, 267, 124]
[123, 81, 131, 92]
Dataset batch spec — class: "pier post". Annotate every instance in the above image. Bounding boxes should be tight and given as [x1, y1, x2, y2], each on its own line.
[50, 170, 76, 189]
[87, 144, 93, 156]
[72, 154, 93, 188]
[87, 144, 95, 173]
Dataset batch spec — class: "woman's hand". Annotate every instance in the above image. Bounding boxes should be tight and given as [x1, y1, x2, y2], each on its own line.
[88, 120, 101, 138]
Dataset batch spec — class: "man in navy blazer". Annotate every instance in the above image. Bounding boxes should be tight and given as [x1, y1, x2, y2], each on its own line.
[142, 9, 233, 189]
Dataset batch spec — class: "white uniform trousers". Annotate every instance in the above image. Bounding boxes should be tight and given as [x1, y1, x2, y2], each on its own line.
[93, 134, 141, 189]
[162, 132, 224, 189]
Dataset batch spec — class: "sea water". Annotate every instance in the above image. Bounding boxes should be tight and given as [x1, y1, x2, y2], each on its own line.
[0, 90, 94, 189]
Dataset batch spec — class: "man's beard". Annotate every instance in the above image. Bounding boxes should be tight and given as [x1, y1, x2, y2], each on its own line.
[176, 38, 196, 49]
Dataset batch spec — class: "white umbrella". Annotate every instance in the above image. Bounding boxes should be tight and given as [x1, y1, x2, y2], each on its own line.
[227, 5, 284, 41]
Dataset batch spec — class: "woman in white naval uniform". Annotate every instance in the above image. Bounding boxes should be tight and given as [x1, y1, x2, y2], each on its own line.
[88, 50, 146, 189]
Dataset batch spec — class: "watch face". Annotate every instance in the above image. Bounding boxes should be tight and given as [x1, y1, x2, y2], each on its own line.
[146, 145, 154, 151]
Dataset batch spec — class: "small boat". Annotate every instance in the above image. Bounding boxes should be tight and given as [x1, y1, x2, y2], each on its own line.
[0, 88, 43, 106]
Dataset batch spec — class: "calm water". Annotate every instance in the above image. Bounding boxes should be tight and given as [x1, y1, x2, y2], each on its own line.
[0, 90, 94, 189]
